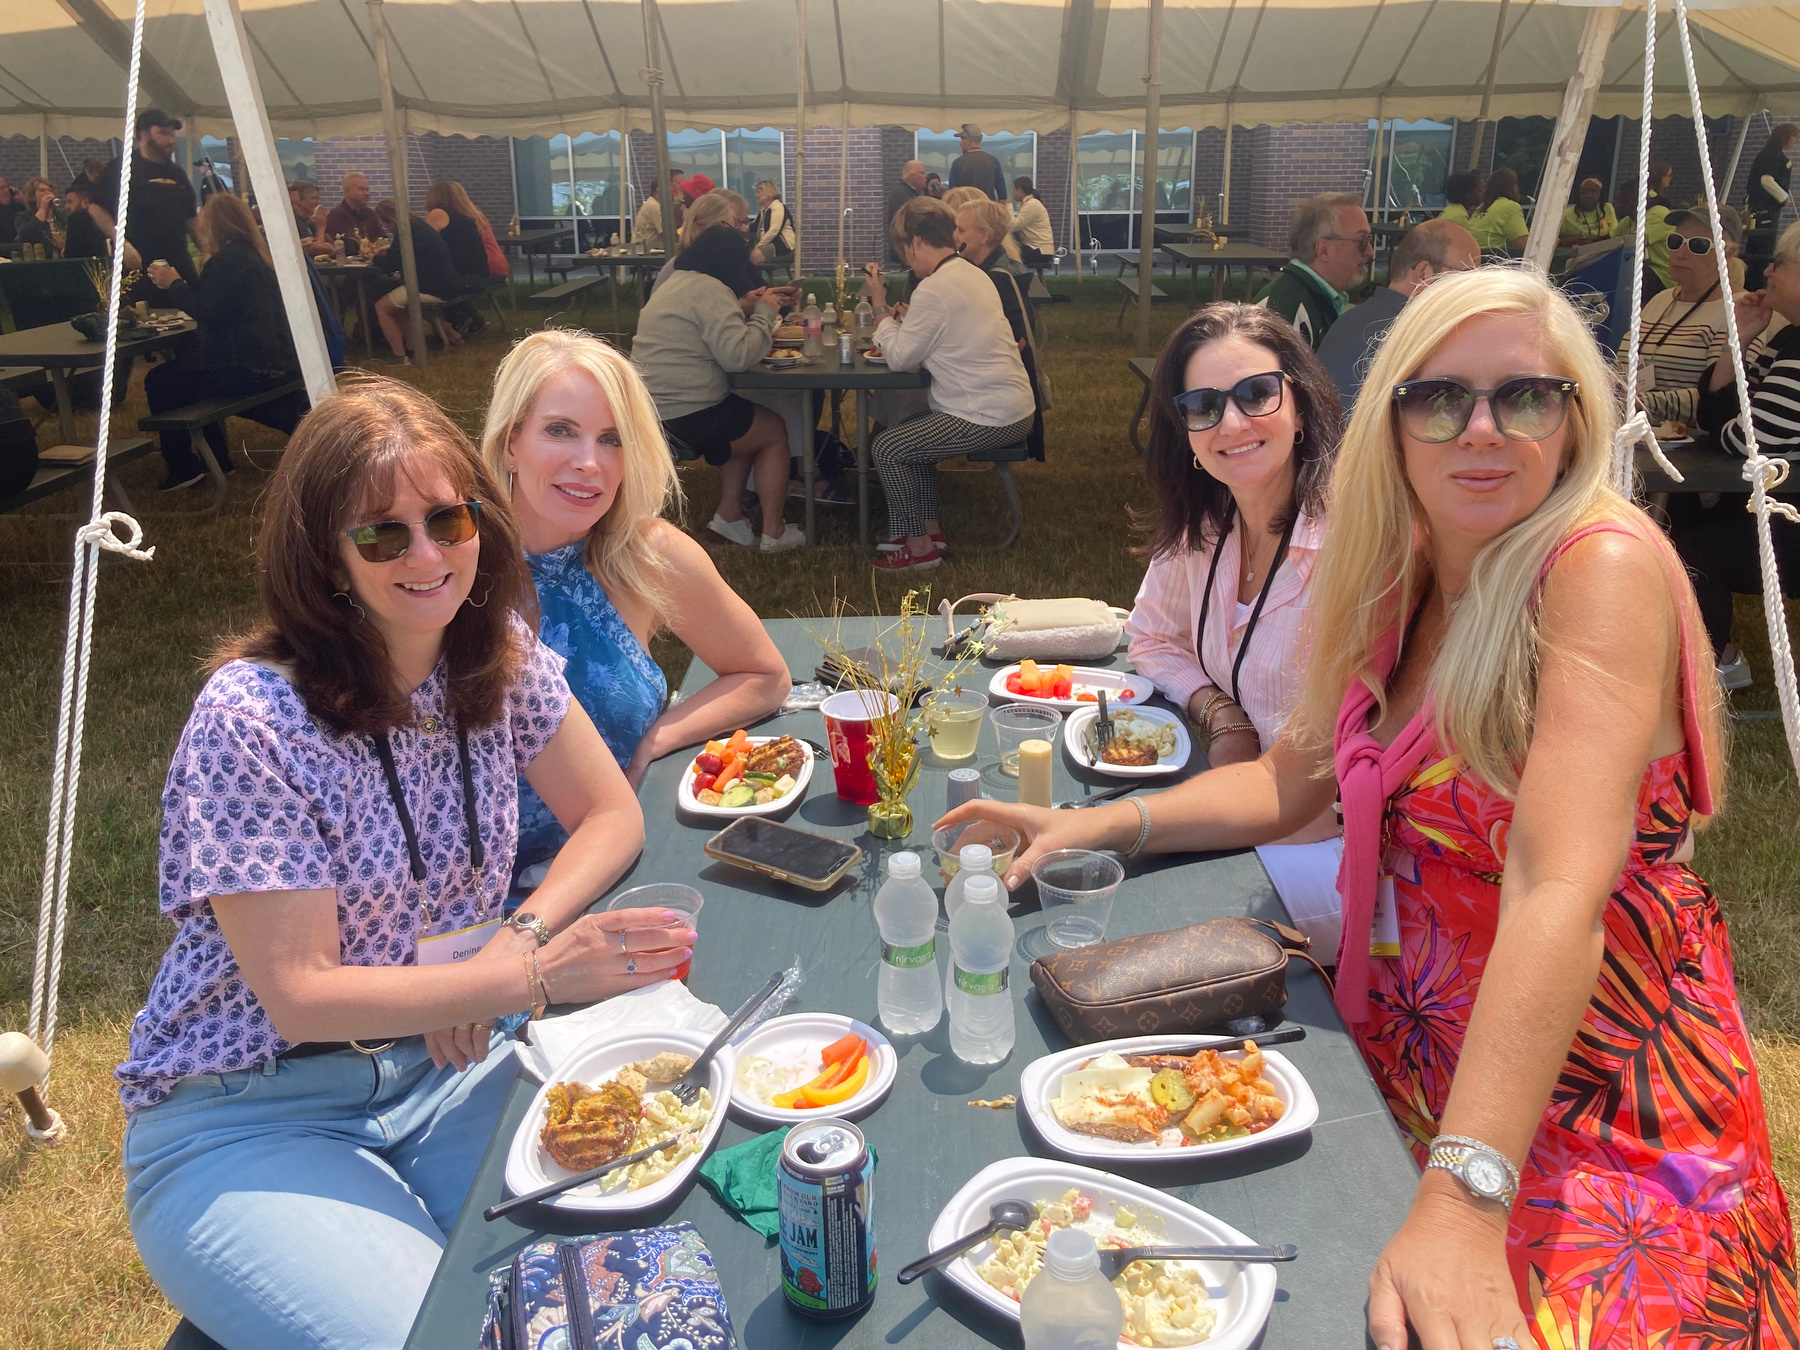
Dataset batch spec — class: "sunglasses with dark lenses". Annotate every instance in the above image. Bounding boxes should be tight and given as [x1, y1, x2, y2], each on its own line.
[1666, 233, 1715, 256]
[344, 500, 482, 563]
[1172, 371, 1287, 432]
[1390, 377, 1579, 444]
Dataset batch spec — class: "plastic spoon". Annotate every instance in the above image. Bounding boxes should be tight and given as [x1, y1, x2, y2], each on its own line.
[897, 1200, 1035, 1284]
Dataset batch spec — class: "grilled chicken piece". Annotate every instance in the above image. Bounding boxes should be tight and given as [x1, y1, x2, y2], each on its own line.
[745, 736, 807, 778]
[541, 1079, 641, 1172]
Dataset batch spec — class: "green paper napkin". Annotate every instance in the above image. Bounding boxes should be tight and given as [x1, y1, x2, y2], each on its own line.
[698, 1130, 877, 1238]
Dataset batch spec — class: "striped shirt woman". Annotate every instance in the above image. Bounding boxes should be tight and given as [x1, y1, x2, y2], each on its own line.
[1619, 286, 1731, 427]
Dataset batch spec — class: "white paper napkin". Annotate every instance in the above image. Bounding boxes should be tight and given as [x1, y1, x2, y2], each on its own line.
[514, 980, 729, 1083]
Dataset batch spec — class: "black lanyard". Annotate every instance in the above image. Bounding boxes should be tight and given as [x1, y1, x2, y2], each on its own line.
[370, 724, 484, 901]
[1195, 511, 1297, 708]
[1641, 282, 1718, 357]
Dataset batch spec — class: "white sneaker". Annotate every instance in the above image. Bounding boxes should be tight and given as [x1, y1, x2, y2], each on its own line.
[1717, 648, 1753, 691]
[707, 514, 756, 547]
[760, 524, 808, 552]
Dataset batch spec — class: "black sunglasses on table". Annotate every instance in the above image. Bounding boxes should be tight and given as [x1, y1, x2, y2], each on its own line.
[1173, 371, 1287, 432]
[1390, 377, 1578, 443]
[345, 500, 482, 563]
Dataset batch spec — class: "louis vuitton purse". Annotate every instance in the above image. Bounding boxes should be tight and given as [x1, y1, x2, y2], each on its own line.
[1028, 916, 1329, 1044]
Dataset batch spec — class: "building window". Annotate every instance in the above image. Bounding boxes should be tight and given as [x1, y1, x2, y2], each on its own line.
[1149, 130, 1194, 213]
[1077, 131, 1135, 213]
[915, 130, 1036, 192]
[275, 138, 315, 185]
[1369, 119, 1454, 213]
[665, 128, 726, 189]
[724, 128, 785, 204]
[571, 132, 622, 216]
[200, 135, 233, 192]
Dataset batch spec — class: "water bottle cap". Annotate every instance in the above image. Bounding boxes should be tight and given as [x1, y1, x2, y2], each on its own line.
[1043, 1227, 1100, 1279]
[958, 844, 993, 871]
[963, 873, 1000, 903]
[887, 851, 922, 879]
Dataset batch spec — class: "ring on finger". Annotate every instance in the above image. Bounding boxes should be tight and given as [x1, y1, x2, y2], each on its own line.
[625, 957, 638, 974]
[1492, 1339, 1524, 1350]
[618, 929, 629, 953]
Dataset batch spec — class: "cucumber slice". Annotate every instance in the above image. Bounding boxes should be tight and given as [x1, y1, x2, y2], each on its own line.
[721, 783, 757, 808]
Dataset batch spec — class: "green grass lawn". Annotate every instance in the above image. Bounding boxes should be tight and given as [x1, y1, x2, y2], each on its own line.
[1, 277, 1796, 1347]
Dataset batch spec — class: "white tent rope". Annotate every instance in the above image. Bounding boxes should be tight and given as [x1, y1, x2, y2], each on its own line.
[25, 0, 155, 1085]
[1671, 0, 1800, 782]
[1613, 0, 1662, 494]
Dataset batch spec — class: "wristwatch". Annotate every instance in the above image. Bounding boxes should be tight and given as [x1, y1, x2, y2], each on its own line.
[503, 912, 551, 947]
[1426, 1134, 1520, 1209]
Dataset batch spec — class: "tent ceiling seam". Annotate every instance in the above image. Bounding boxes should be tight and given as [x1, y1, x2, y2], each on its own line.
[938, 0, 946, 100]
[831, 0, 848, 96]
[1384, 0, 1442, 96]
[1336, 0, 1392, 95]
[1201, 0, 1239, 96]
[505, 0, 565, 109]
[332, 0, 378, 64]
[378, 6, 434, 108]
[1688, 25, 1750, 93]
[1228, 0, 1271, 94]
[243, 23, 303, 110]
[652, 1, 687, 102]
[54, 0, 194, 115]
[576, 0, 625, 101]
[0, 62, 49, 109]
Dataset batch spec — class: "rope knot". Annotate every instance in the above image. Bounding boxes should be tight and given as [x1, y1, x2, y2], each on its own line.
[639, 66, 664, 86]
[75, 512, 155, 562]
[1742, 455, 1800, 523]
[1615, 409, 1684, 485]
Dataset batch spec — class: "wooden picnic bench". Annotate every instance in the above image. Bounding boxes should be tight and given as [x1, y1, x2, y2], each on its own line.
[138, 378, 308, 512]
[0, 436, 157, 517]
[526, 273, 609, 325]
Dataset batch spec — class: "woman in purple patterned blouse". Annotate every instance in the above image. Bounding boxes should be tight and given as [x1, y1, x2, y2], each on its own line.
[117, 378, 691, 1350]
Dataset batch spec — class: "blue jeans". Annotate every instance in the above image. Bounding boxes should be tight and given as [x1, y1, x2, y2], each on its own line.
[123, 1033, 517, 1350]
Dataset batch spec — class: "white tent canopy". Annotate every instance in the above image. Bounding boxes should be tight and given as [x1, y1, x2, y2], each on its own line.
[5, 0, 1800, 144]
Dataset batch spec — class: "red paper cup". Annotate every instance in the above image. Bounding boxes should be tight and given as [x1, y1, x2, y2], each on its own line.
[821, 689, 899, 806]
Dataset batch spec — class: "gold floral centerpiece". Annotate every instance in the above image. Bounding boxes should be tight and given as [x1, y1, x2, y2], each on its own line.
[812, 588, 1006, 839]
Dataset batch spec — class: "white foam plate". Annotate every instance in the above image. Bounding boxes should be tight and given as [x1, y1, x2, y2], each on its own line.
[1063, 704, 1191, 778]
[1019, 1034, 1318, 1164]
[676, 736, 813, 818]
[862, 353, 887, 365]
[504, 1026, 733, 1214]
[928, 1157, 1277, 1350]
[728, 1013, 896, 1127]
[987, 664, 1153, 712]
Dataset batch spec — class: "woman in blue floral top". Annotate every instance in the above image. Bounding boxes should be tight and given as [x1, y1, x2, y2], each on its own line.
[119, 379, 695, 1350]
[481, 330, 790, 886]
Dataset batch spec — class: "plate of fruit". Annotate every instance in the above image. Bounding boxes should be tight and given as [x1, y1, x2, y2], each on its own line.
[678, 729, 812, 817]
[730, 1015, 896, 1126]
[988, 661, 1153, 711]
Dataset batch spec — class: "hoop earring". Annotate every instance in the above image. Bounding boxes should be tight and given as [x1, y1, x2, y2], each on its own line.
[466, 581, 492, 609]
[1294, 425, 1305, 445]
[332, 590, 366, 621]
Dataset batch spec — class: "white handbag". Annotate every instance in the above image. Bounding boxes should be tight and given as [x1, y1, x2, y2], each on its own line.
[940, 593, 1129, 662]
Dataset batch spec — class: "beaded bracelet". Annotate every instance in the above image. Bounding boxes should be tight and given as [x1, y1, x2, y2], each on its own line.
[1121, 796, 1153, 858]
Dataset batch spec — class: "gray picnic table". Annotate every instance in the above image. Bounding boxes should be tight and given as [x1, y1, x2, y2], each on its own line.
[0, 316, 196, 445]
[1157, 242, 1292, 303]
[403, 618, 1416, 1350]
[728, 353, 930, 547]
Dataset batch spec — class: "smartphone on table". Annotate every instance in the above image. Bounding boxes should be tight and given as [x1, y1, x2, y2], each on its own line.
[703, 818, 862, 891]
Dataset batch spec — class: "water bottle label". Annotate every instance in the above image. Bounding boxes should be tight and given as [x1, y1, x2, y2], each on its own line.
[953, 965, 1009, 995]
[882, 938, 935, 969]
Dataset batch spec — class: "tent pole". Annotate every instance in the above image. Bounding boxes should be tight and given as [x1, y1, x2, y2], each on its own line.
[1523, 5, 1618, 271]
[1370, 100, 1387, 220]
[1467, 0, 1510, 171]
[794, 0, 807, 277]
[1722, 111, 1756, 206]
[838, 100, 849, 266]
[366, 0, 427, 366]
[202, 0, 333, 403]
[40, 116, 49, 177]
[1133, 0, 1164, 358]
[640, 0, 675, 251]
[1221, 104, 1233, 224]
[1070, 111, 1083, 280]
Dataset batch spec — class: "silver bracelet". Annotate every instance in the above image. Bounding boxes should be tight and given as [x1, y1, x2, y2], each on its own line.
[1120, 796, 1153, 858]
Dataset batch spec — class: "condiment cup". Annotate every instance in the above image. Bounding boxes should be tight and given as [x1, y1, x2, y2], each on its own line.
[932, 820, 1022, 885]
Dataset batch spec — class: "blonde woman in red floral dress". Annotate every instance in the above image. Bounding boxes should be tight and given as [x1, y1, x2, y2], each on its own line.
[942, 268, 1797, 1348]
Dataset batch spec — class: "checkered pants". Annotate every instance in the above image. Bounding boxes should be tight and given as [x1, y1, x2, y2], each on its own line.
[872, 410, 1034, 540]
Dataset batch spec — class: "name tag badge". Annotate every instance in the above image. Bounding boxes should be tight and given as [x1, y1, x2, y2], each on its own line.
[1369, 875, 1402, 958]
[417, 917, 502, 967]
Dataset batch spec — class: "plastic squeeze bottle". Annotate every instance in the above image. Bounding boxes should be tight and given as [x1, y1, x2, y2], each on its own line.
[947, 872, 1014, 1064]
[1019, 1228, 1126, 1350]
[874, 851, 943, 1035]
[802, 295, 824, 358]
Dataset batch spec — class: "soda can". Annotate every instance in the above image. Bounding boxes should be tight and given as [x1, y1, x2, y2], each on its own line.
[838, 331, 854, 365]
[946, 767, 983, 810]
[778, 1118, 876, 1319]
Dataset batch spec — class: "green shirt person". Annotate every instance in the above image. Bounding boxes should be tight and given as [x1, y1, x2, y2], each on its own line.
[1253, 192, 1373, 349]
[1469, 169, 1530, 252]
[1559, 178, 1616, 246]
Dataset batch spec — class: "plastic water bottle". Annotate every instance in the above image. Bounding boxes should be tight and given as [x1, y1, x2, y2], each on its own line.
[854, 295, 875, 348]
[943, 844, 997, 926]
[1019, 1229, 1125, 1350]
[874, 851, 943, 1035]
[820, 300, 837, 334]
[948, 873, 1014, 1064]
[803, 296, 824, 358]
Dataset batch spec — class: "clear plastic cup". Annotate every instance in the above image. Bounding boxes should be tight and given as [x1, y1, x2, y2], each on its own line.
[606, 883, 703, 979]
[932, 819, 1023, 885]
[1030, 850, 1125, 949]
[990, 703, 1062, 777]
[923, 687, 988, 761]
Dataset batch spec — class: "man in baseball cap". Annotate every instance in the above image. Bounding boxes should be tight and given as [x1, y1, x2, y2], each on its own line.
[950, 123, 1004, 201]
[99, 108, 200, 288]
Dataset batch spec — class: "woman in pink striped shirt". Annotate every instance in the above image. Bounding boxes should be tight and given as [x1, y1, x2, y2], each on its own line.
[1125, 304, 1346, 946]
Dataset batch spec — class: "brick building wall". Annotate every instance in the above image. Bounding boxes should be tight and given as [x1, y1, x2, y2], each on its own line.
[1247, 120, 1369, 250]
[0, 136, 120, 192]
[1193, 126, 1258, 226]
[1034, 127, 1072, 256]
[789, 123, 886, 272]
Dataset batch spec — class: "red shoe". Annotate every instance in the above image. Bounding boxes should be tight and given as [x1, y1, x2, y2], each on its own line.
[876, 531, 948, 555]
[873, 542, 942, 571]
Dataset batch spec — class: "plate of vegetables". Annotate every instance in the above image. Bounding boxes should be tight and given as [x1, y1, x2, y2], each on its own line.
[730, 1014, 896, 1126]
[988, 661, 1153, 711]
[679, 730, 813, 817]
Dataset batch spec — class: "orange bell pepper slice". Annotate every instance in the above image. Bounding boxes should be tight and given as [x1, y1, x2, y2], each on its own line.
[819, 1033, 864, 1066]
[800, 1055, 870, 1108]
